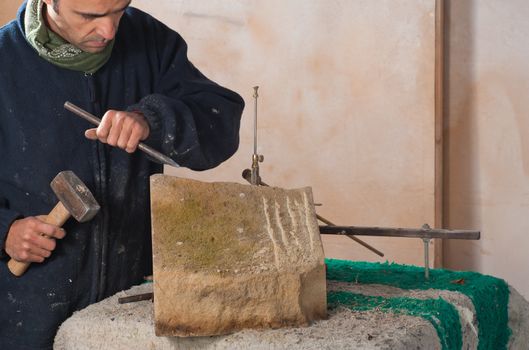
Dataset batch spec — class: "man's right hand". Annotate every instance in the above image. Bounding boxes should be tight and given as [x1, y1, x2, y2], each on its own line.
[4, 217, 65, 263]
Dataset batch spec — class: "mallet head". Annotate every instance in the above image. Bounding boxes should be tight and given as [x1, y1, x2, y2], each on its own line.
[50, 171, 100, 222]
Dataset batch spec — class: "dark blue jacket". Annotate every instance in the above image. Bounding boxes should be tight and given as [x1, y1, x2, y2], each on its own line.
[0, 4, 243, 349]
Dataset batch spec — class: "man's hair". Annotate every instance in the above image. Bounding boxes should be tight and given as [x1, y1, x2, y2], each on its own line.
[52, 0, 60, 13]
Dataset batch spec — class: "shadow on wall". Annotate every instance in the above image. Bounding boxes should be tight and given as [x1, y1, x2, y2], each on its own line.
[443, 0, 481, 271]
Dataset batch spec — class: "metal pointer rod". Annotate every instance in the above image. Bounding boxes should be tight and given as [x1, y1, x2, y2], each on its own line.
[64, 101, 180, 168]
[319, 225, 480, 240]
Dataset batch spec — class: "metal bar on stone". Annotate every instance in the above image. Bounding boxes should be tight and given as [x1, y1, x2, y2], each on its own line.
[319, 225, 480, 240]
[315, 214, 384, 257]
[118, 292, 154, 304]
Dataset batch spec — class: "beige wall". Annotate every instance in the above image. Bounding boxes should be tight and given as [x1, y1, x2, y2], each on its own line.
[444, 0, 529, 300]
[134, 0, 440, 266]
[0, 0, 21, 26]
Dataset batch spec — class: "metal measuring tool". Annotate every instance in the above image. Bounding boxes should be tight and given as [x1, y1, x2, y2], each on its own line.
[250, 87, 264, 185]
[242, 87, 384, 258]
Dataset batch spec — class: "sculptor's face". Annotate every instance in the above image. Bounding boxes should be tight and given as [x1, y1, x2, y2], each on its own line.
[42, 0, 131, 53]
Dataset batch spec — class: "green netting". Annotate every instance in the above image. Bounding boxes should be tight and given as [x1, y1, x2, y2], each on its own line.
[325, 259, 511, 350]
[328, 291, 462, 350]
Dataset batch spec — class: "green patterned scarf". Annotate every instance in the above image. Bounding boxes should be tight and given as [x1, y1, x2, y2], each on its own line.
[24, 0, 114, 74]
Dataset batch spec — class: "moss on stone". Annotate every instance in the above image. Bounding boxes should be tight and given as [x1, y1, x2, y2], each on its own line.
[151, 181, 262, 271]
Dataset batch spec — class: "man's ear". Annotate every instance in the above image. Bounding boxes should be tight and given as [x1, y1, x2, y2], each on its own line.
[42, 0, 59, 16]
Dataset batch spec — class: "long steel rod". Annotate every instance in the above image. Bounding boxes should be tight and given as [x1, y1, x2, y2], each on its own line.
[316, 214, 384, 257]
[319, 225, 480, 240]
[64, 102, 180, 168]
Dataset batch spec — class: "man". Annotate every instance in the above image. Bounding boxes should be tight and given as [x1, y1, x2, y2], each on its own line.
[0, 0, 244, 348]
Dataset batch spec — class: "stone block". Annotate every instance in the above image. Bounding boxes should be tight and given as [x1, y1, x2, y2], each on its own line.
[150, 175, 327, 337]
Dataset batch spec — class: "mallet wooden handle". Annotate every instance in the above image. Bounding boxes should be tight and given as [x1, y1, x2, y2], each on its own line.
[7, 202, 71, 277]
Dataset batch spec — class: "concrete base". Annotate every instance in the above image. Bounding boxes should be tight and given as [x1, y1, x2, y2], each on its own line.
[54, 281, 529, 350]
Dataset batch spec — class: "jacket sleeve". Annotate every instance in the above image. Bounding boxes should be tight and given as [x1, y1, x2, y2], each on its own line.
[0, 197, 21, 260]
[127, 16, 244, 171]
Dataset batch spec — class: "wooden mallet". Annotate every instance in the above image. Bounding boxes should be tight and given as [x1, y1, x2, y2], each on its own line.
[7, 171, 100, 277]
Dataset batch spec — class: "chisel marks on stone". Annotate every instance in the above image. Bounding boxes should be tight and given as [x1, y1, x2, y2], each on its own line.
[262, 197, 281, 269]
[286, 196, 301, 249]
[273, 201, 290, 252]
[302, 192, 316, 251]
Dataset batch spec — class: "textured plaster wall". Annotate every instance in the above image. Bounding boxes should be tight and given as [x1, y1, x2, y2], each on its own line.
[134, 0, 439, 266]
[0, 0, 21, 26]
[0, 1, 439, 265]
[444, 0, 529, 300]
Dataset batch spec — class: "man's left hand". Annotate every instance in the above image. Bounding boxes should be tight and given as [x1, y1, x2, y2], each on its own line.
[85, 110, 150, 153]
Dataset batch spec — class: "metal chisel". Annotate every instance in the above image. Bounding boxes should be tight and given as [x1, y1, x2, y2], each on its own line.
[64, 101, 180, 167]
